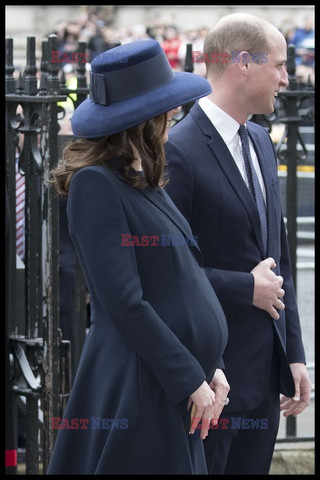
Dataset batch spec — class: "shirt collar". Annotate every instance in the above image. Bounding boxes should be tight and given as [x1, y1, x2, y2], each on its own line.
[198, 96, 241, 145]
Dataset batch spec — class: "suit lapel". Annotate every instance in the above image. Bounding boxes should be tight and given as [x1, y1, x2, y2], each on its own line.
[191, 104, 266, 257]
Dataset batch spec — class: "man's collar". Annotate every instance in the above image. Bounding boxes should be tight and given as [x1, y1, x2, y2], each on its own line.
[198, 97, 241, 145]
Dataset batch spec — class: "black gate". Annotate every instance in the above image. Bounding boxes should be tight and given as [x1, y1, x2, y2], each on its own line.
[5, 34, 89, 474]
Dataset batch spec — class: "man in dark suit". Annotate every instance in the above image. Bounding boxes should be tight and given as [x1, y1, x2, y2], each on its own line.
[165, 13, 311, 475]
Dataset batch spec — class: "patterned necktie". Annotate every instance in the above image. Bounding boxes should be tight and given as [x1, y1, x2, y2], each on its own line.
[238, 124, 268, 255]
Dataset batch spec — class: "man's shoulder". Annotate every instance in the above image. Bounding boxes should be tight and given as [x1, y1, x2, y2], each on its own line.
[247, 120, 271, 139]
[170, 111, 196, 135]
[247, 120, 275, 148]
[168, 104, 206, 145]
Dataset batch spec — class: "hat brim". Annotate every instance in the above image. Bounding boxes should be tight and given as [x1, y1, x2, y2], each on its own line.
[71, 72, 211, 138]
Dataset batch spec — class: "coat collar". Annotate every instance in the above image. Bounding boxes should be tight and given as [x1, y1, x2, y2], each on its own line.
[112, 157, 204, 264]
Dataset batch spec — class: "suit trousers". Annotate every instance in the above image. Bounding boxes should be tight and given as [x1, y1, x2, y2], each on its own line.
[204, 338, 281, 475]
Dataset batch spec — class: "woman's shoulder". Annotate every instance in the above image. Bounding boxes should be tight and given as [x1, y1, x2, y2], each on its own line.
[72, 161, 124, 185]
[69, 164, 122, 201]
[72, 156, 126, 182]
[72, 164, 113, 180]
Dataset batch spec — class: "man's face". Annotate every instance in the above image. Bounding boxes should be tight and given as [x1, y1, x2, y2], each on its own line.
[247, 30, 289, 115]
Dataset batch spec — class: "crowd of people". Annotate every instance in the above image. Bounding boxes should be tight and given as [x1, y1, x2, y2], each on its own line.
[49, 11, 314, 77]
[50, 14, 209, 76]
[53, 11, 313, 137]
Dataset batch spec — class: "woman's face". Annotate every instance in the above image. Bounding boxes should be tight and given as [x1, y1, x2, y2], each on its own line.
[163, 107, 180, 143]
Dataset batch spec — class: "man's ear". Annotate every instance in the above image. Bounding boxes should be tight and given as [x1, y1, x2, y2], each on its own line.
[237, 50, 252, 75]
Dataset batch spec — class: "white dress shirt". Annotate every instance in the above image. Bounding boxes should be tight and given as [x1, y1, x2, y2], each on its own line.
[198, 97, 266, 203]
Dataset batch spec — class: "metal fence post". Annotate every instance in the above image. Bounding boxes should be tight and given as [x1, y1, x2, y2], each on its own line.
[5, 33, 76, 474]
[41, 33, 63, 472]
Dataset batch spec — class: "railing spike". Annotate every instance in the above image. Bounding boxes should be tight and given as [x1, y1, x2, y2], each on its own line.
[5, 38, 16, 94]
[24, 36, 38, 95]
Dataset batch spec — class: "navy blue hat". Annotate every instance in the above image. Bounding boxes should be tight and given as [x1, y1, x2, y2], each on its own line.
[71, 39, 211, 138]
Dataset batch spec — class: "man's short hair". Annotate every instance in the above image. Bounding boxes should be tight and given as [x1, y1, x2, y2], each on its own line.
[203, 14, 271, 79]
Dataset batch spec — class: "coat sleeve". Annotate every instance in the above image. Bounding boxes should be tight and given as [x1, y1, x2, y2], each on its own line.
[165, 139, 254, 313]
[67, 166, 207, 405]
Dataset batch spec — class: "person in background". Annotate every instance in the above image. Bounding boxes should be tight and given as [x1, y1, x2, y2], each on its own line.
[162, 25, 182, 71]
[87, 21, 115, 62]
[178, 23, 208, 77]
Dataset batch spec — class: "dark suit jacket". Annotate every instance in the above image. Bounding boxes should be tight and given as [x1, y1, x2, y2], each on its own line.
[165, 102, 306, 412]
[47, 161, 228, 474]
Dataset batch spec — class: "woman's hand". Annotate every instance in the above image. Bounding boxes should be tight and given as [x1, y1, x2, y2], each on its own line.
[209, 369, 230, 425]
[188, 381, 216, 440]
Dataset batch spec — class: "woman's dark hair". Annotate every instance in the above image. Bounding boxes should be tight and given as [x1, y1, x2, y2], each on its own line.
[51, 112, 168, 196]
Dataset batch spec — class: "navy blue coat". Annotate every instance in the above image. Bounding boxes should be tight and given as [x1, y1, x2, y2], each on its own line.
[165, 102, 306, 413]
[47, 160, 228, 474]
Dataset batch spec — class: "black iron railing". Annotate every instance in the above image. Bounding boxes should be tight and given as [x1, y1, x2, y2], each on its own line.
[5, 34, 89, 474]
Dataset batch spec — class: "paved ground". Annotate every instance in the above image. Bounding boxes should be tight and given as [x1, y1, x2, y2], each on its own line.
[271, 441, 315, 475]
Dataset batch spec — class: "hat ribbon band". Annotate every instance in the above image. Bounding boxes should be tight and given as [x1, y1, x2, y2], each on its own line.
[90, 51, 175, 105]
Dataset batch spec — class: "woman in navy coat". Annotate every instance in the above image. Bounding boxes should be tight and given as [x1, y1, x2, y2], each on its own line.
[47, 39, 228, 475]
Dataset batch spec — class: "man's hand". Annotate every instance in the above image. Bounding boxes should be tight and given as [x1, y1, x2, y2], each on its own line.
[251, 257, 285, 319]
[280, 363, 312, 417]
[209, 368, 230, 425]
